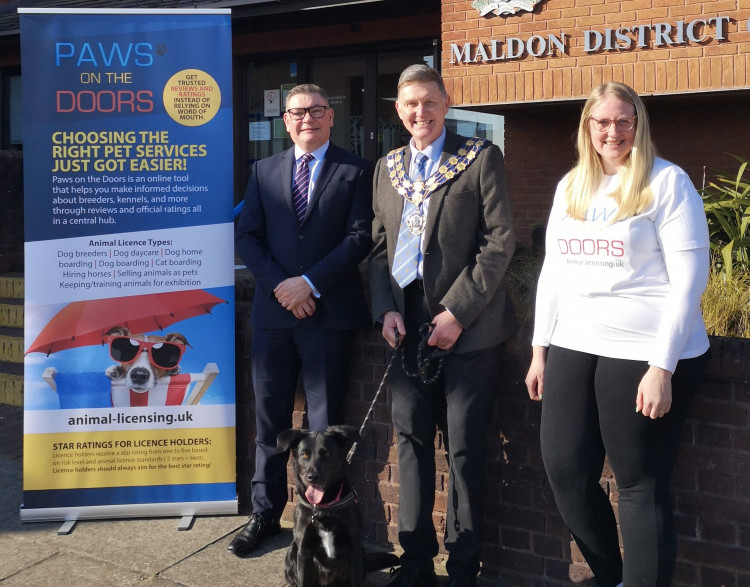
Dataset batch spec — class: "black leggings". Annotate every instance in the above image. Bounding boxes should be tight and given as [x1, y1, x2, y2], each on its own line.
[540, 346, 708, 587]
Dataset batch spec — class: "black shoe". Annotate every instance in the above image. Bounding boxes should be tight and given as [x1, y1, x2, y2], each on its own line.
[385, 565, 436, 587]
[227, 512, 281, 556]
[447, 575, 478, 587]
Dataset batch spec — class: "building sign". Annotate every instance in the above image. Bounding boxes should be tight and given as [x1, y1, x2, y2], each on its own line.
[451, 14, 731, 63]
[472, 0, 543, 16]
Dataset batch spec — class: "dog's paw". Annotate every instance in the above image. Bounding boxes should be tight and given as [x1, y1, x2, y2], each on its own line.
[105, 365, 126, 380]
[165, 366, 181, 376]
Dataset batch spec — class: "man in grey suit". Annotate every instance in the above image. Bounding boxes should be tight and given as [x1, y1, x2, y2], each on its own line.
[369, 65, 517, 587]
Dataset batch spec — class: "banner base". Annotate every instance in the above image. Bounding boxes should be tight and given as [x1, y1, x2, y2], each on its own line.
[19, 499, 238, 523]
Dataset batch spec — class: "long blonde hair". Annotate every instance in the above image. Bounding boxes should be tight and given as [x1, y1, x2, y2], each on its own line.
[564, 82, 657, 221]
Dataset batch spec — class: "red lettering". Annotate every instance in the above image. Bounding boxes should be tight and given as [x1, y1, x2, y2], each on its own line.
[77, 90, 97, 113]
[136, 90, 153, 112]
[557, 238, 626, 257]
[56, 90, 76, 113]
[97, 91, 116, 113]
[582, 239, 596, 255]
[54, 90, 154, 114]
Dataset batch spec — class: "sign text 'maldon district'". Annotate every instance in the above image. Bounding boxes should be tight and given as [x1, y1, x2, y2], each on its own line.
[450, 15, 741, 64]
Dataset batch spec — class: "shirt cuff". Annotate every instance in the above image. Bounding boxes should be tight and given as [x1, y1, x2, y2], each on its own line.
[301, 275, 320, 298]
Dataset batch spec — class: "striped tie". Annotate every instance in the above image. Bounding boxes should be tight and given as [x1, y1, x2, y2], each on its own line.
[391, 153, 428, 289]
[292, 152, 313, 224]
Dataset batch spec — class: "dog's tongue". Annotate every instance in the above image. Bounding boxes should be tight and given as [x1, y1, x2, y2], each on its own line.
[305, 485, 326, 505]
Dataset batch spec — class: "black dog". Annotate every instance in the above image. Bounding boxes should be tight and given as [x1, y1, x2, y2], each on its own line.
[277, 425, 398, 587]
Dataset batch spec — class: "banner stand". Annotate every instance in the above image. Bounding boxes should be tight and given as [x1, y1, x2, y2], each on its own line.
[20, 8, 238, 523]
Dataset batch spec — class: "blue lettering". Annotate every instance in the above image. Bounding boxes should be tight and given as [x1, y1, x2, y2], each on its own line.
[54, 42, 154, 67]
[55, 42, 75, 66]
[588, 207, 616, 222]
[99, 42, 132, 67]
[134, 43, 153, 67]
[76, 43, 97, 66]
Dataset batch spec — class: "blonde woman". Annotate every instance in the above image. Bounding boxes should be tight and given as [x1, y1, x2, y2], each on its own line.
[525, 82, 710, 586]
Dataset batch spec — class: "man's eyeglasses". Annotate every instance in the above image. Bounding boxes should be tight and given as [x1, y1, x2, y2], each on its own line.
[589, 115, 637, 132]
[285, 106, 330, 120]
[107, 336, 186, 370]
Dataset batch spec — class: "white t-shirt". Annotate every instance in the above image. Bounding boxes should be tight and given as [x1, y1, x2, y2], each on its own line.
[532, 158, 710, 372]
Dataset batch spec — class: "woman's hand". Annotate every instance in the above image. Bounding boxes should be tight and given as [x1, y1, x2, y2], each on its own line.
[525, 346, 548, 401]
[636, 365, 673, 419]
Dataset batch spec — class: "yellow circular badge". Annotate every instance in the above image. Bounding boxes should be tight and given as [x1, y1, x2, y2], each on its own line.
[163, 69, 221, 127]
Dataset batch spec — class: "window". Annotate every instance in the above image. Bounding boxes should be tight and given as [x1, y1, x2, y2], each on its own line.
[1, 71, 23, 150]
[446, 108, 505, 151]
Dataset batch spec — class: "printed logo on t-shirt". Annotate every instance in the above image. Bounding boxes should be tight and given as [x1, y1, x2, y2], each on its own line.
[557, 201, 625, 269]
[557, 238, 624, 257]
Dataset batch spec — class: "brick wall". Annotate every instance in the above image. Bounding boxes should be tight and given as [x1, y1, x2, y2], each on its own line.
[500, 89, 750, 249]
[441, 0, 750, 106]
[438, 1, 750, 248]
[235, 272, 750, 585]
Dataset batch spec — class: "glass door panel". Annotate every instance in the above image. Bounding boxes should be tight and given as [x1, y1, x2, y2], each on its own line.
[244, 60, 300, 165]
[376, 52, 430, 157]
[312, 56, 365, 157]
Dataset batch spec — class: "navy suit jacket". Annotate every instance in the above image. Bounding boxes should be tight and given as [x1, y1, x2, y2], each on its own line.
[235, 142, 373, 330]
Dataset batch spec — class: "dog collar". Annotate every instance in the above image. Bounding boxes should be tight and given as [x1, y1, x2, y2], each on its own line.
[300, 486, 358, 516]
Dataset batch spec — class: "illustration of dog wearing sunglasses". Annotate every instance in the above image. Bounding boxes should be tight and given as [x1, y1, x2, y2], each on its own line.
[104, 326, 191, 406]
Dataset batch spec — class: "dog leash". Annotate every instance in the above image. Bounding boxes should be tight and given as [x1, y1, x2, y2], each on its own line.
[345, 324, 454, 464]
[399, 323, 454, 385]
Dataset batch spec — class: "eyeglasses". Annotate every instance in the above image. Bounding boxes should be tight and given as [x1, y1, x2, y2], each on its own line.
[108, 336, 186, 370]
[285, 106, 330, 120]
[589, 115, 637, 132]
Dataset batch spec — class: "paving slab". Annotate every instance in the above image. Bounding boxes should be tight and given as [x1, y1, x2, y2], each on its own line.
[0, 401, 473, 586]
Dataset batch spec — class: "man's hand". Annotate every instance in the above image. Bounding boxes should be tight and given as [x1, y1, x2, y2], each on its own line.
[290, 297, 316, 319]
[382, 311, 406, 349]
[274, 277, 316, 318]
[426, 310, 463, 350]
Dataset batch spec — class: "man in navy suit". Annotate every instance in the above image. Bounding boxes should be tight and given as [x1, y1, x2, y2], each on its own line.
[230, 84, 373, 556]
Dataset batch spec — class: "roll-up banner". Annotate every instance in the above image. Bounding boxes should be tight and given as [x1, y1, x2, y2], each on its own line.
[19, 8, 237, 521]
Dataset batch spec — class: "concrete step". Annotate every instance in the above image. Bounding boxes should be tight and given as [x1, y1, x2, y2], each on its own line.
[0, 329, 23, 364]
[0, 300, 23, 328]
[0, 276, 24, 300]
[0, 276, 24, 407]
[0, 360, 23, 407]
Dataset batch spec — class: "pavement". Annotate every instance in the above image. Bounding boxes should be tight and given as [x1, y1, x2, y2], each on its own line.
[0, 404, 460, 587]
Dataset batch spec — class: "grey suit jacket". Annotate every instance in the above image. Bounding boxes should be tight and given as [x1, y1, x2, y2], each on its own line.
[369, 130, 518, 353]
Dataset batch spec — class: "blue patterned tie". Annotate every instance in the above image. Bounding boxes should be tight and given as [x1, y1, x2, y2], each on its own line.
[292, 152, 313, 224]
[391, 153, 427, 289]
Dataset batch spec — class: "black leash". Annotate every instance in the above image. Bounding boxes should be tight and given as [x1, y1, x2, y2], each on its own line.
[400, 323, 455, 385]
[346, 323, 454, 464]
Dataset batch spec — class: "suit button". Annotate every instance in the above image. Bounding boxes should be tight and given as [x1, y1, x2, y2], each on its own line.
[298, 234, 304, 240]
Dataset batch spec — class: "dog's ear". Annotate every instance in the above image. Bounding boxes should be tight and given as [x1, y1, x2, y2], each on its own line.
[105, 326, 130, 337]
[326, 425, 360, 450]
[276, 428, 308, 453]
[165, 333, 192, 348]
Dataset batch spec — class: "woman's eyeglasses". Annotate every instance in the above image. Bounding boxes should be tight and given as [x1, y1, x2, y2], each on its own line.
[107, 336, 185, 370]
[285, 106, 330, 120]
[589, 115, 637, 132]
